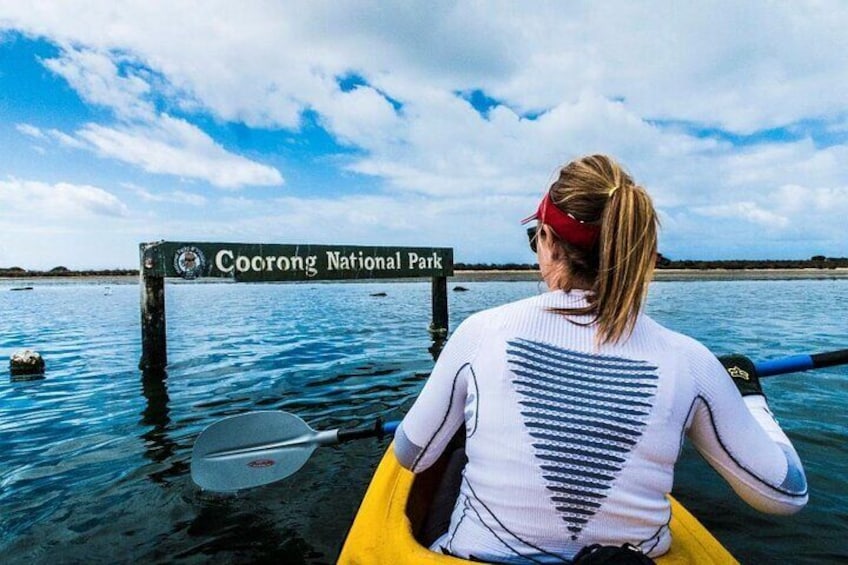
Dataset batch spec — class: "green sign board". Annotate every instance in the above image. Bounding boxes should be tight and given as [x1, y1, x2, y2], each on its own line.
[140, 241, 454, 282]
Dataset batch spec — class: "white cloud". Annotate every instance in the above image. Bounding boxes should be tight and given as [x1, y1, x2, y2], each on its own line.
[47, 128, 88, 149]
[16, 123, 45, 139]
[5, 4, 847, 178]
[23, 42, 286, 189]
[41, 45, 154, 120]
[122, 182, 207, 206]
[18, 123, 90, 151]
[313, 85, 404, 149]
[712, 140, 848, 207]
[479, 3, 848, 134]
[768, 183, 848, 239]
[344, 89, 718, 201]
[0, 177, 129, 218]
[75, 115, 283, 189]
[693, 201, 789, 229]
[4, 1, 844, 136]
[17, 117, 285, 189]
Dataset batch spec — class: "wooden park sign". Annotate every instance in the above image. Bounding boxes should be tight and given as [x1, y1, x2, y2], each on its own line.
[139, 241, 454, 371]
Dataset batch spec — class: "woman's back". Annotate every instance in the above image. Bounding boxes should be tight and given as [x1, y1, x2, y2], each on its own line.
[398, 291, 701, 560]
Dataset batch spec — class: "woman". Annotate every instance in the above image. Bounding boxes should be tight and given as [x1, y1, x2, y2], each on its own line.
[393, 154, 807, 563]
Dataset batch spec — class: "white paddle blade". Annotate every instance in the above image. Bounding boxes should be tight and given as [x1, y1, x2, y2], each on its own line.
[191, 411, 319, 492]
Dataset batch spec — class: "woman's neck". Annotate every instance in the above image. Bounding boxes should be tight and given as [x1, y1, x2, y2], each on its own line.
[544, 264, 593, 291]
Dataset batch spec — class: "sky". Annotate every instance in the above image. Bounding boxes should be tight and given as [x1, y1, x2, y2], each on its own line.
[1, 1, 848, 270]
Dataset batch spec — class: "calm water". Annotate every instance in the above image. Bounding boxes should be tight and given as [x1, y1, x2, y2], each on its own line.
[1, 279, 846, 564]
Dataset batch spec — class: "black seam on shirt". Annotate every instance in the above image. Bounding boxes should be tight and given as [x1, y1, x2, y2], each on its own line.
[641, 525, 664, 555]
[467, 364, 480, 438]
[674, 396, 700, 464]
[446, 493, 470, 554]
[462, 491, 548, 564]
[410, 362, 470, 472]
[636, 509, 669, 555]
[463, 477, 570, 564]
[694, 394, 807, 498]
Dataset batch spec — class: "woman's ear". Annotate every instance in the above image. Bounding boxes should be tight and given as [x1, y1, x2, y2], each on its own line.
[539, 224, 563, 260]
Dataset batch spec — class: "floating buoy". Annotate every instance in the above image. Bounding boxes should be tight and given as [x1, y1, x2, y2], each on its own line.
[453, 286, 470, 292]
[10, 350, 45, 376]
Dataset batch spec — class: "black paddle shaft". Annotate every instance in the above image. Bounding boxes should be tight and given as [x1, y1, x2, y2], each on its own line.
[811, 349, 848, 369]
[337, 418, 390, 442]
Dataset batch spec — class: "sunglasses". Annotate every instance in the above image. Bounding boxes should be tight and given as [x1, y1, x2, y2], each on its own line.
[527, 226, 539, 253]
[527, 225, 671, 267]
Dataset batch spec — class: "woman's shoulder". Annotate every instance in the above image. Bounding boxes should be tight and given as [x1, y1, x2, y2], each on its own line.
[479, 293, 549, 320]
[454, 293, 546, 331]
[634, 316, 724, 389]
[638, 314, 715, 360]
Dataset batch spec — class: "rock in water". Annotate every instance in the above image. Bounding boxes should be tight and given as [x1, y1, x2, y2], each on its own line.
[10, 350, 45, 375]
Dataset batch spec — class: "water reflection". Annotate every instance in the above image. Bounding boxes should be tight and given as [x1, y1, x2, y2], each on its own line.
[429, 337, 446, 361]
[181, 502, 327, 563]
[139, 369, 186, 483]
[9, 371, 46, 384]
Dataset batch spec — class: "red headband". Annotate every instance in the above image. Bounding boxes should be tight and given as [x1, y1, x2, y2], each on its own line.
[521, 192, 600, 250]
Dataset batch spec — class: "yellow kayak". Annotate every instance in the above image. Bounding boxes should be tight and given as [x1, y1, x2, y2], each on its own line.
[338, 445, 738, 564]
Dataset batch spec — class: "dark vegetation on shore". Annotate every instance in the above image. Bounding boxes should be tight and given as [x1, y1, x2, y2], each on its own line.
[2, 256, 847, 278]
[0, 266, 137, 278]
[456, 256, 848, 271]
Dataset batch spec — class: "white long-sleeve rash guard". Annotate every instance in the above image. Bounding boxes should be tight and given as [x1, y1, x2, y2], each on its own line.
[394, 291, 807, 563]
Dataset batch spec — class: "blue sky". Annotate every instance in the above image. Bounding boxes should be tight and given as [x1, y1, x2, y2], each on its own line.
[2, 2, 848, 269]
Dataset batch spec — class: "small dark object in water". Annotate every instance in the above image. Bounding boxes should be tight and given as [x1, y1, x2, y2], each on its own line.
[10, 286, 33, 291]
[370, 292, 388, 297]
[453, 286, 470, 292]
[10, 349, 45, 376]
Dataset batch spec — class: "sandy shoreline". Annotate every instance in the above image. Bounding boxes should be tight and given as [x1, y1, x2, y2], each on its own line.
[3, 268, 848, 286]
[652, 268, 848, 281]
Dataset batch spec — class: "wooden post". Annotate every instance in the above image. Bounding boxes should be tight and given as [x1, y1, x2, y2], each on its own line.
[429, 275, 449, 339]
[139, 244, 167, 371]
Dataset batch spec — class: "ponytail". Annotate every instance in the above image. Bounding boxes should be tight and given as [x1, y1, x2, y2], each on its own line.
[545, 155, 659, 345]
[594, 183, 658, 344]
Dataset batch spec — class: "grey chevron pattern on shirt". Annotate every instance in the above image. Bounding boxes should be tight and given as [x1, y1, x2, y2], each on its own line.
[507, 339, 659, 539]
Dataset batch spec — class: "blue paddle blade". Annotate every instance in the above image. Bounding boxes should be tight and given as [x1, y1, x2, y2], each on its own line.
[191, 411, 329, 492]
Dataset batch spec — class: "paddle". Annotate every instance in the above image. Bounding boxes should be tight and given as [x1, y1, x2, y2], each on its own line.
[190, 348, 848, 492]
[191, 410, 399, 491]
[753, 349, 848, 377]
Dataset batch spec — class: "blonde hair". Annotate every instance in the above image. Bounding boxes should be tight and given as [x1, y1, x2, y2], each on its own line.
[544, 154, 658, 345]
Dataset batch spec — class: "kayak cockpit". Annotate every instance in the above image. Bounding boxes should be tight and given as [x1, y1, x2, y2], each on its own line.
[338, 444, 738, 564]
